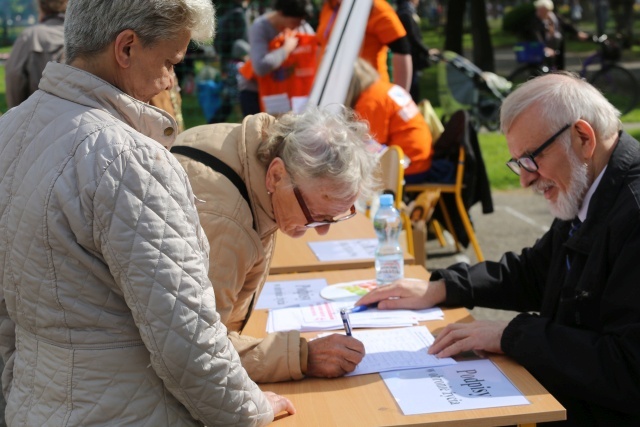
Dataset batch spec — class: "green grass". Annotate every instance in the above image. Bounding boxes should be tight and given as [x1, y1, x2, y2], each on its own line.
[477, 131, 521, 190]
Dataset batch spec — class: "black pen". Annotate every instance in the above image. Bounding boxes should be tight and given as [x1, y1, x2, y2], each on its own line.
[340, 308, 353, 336]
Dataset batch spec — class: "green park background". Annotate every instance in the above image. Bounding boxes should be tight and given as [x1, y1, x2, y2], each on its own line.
[3, 4, 640, 190]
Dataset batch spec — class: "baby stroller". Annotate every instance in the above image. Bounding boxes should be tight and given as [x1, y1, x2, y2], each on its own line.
[435, 51, 512, 131]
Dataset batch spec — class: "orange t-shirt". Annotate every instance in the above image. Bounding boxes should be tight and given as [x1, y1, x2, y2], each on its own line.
[355, 79, 432, 175]
[316, 0, 406, 82]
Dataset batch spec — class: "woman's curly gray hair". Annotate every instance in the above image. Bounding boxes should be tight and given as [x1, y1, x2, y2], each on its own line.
[257, 106, 378, 201]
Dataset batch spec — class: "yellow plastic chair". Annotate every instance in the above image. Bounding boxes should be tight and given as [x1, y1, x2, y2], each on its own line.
[404, 112, 485, 262]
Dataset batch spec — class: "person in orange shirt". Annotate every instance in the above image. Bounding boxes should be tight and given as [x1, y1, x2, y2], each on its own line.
[346, 58, 444, 184]
[317, 0, 413, 91]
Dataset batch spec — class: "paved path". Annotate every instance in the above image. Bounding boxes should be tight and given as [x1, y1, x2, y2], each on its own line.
[492, 45, 640, 78]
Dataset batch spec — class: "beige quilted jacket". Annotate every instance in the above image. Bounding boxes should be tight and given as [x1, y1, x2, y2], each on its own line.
[0, 62, 272, 426]
[173, 116, 307, 383]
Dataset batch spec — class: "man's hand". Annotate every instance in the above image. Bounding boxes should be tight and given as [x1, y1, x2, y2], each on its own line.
[354, 279, 446, 310]
[306, 334, 365, 377]
[428, 320, 508, 358]
[264, 391, 296, 416]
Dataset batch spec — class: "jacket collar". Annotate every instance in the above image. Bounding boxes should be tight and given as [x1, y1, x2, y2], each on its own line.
[38, 62, 178, 148]
[240, 114, 278, 237]
[561, 131, 639, 254]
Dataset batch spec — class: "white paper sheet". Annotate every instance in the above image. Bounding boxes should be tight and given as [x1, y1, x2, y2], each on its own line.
[291, 96, 309, 114]
[254, 278, 328, 310]
[344, 326, 456, 376]
[266, 301, 443, 333]
[262, 93, 291, 114]
[308, 238, 377, 262]
[381, 359, 530, 415]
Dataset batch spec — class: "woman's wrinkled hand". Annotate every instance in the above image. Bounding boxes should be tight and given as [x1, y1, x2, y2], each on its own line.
[306, 334, 365, 377]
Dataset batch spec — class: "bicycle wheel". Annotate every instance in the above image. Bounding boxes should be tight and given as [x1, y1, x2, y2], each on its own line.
[507, 65, 547, 89]
[589, 65, 639, 115]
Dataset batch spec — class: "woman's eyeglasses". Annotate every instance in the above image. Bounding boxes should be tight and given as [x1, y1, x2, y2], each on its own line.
[292, 186, 356, 228]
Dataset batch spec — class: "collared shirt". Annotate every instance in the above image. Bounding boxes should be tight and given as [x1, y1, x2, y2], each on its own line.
[578, 165, 607, 222]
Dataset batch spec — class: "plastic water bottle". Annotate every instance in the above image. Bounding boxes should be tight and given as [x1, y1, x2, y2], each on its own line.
[374, 194, 404, 286]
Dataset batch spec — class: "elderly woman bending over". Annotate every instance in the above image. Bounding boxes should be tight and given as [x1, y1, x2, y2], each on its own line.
[173, 107, 377, 382]
[0, 0, 293, 426]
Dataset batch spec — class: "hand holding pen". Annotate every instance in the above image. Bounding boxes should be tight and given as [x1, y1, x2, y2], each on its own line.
[307, 313, 365, 377]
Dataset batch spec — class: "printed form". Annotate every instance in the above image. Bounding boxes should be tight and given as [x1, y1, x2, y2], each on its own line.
[320, 326, 456, 376]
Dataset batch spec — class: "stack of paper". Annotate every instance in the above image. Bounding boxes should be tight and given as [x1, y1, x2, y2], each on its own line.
[266, 301, 444, 333]
[307, 239, 377, 262]
[254, 278, 328, 310]
[338, 326, 456, 376]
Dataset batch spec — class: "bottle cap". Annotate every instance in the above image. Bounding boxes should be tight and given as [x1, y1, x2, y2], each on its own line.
[379, 194, 394, 207]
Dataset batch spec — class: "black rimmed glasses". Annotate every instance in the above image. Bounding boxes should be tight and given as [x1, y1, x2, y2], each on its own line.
[506, 123, 572, 176]
[292, 186, 356, 228]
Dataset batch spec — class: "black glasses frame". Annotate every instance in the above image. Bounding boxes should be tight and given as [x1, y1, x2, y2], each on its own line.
[506, 123, 572, 176]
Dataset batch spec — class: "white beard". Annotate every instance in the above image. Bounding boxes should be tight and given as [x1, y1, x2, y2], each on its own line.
[534, 150, 590, 220]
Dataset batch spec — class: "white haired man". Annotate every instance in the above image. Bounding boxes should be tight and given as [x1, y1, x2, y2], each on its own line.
[357, 72, 640, 426]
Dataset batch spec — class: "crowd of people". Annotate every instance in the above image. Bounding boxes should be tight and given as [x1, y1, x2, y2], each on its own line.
[1, 0, 640, 426]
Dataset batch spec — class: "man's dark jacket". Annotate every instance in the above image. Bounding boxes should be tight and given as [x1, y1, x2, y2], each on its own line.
[431, 132, 640, 426]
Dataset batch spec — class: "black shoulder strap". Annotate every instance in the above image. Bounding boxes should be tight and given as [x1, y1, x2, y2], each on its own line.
[171, 145, 256, 231]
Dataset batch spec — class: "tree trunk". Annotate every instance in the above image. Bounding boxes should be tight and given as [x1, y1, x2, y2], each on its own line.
[444, 0, 466, 55]
[470, 0, 495, 71]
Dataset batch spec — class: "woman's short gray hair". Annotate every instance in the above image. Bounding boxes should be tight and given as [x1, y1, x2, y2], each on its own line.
[500, 72, 621, 146]
[64, 0, 215, 63]
[257, 106, 378, 201]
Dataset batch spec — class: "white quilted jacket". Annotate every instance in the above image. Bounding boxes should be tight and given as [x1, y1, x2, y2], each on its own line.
[0, 62, 272, 426]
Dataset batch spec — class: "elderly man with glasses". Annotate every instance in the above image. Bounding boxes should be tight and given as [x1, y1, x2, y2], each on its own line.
[357, 72, 640, 426]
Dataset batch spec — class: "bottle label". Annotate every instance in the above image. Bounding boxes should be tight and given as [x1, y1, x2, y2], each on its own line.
[375, 257, 404, 285]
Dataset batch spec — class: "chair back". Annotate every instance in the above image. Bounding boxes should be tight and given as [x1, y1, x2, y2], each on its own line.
[432, 109, 468, 162]
[378, 145, 404, 210]
[377, 145, 414, 256]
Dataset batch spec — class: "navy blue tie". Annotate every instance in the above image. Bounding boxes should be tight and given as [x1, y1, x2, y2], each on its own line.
[566, 218, 582, 271]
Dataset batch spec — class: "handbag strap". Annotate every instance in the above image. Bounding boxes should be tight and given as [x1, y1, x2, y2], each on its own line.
[171, 145, 256, 231]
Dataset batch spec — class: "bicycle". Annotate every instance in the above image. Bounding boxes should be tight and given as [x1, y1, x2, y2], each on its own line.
[507, 35, 639, 115]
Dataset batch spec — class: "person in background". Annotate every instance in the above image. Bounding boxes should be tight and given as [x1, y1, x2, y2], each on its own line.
[5, 0, 67, 108]
[346, 58, 435, 184]
[240, 0, 314, 116]
[357, 72, 640, 426]
[215, 0, 249, 67]
[211, 0, 249, 123]
[396, 0, 439, 102]
[529, 0, 588, 70]
[172, 106, 376, 382]
[316, 0, 413, 91]
[0, 0, 294, 425]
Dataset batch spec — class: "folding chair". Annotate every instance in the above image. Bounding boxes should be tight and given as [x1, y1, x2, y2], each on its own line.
[404, 110, 485, 262]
